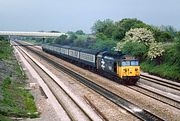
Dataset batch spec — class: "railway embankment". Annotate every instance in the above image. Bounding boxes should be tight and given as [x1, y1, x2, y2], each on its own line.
[0, 38, 38, 120]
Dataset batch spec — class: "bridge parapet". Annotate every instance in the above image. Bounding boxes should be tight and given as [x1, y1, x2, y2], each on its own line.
[0, 31, 66, 37]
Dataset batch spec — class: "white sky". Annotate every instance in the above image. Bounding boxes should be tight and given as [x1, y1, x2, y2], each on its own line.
[0, 0, 179, 33]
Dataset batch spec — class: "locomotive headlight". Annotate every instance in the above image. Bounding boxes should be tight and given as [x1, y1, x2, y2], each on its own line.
[123, 69, 127, 72]
[135, 68, 138, 71]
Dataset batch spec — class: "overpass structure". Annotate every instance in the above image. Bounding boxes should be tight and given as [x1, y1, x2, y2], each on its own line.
[0, 31, 65, 37]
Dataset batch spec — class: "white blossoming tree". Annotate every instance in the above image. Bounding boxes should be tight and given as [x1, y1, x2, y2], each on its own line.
[124, 28, 155, 46]
[148, 42, 165, 60]
[116, 28, 165, 62]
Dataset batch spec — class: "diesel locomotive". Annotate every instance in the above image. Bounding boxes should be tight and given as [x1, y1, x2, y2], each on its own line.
[42, 44, 140, 84]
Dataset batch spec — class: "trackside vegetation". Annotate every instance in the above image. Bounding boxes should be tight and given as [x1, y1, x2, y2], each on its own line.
[24, 18, 180, 82]
[0, 37, 38, 120]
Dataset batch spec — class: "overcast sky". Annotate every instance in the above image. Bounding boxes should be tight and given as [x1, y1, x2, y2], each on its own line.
[0, 0, 179, 33]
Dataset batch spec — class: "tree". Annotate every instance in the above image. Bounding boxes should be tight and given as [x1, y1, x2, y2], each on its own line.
[147, 42, 165, 61]
[124, 28, 155, 46]
[54, 35, 68, 44]
[112, 18, 151, 41]
[151, 26, 174, 42]
[68, 33, 78, 40]
[91, 19, 115, 38]
[90, 33, 116, 51]
[75, 30, 85, 35]
[116, 28, 165, 62]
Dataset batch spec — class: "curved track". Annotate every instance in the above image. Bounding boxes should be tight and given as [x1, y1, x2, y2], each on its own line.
[14, 41, 164, 121]
[13, 42, 102, 121]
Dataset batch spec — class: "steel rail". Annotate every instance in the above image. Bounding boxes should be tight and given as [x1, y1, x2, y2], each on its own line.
[128, 85, 180, 110]
[16, 41, 164, 121]
[140, 75, 180, 91]
[14, 42, 97, 121]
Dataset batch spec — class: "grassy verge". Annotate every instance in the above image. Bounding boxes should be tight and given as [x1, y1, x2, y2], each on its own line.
[0, 77, 38, 119]
[141, 61, 180, 82]
[0, 39, 12, 60]
[0, 38, 38, 120]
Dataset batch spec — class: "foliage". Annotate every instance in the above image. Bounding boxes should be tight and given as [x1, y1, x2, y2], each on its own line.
[0, 39, 38, 118]
[91, 19, 115, 38]
[91, 18, 151, 41]
[90, 33, 116, 51]
[159, 25, 177, 36]
[163, 38, 180, 66]
[147, 42, 165, 60]
[0, 114, 12, 121]
[112, 18, 151, 41]
[0, 77, 38, 118]
[124, 28, 155, 46]
[54, 34, 68, 44]
[68, 33, 77, 40]
[0, 37, 12, 60]
[75, 30, 85, 35]
[141, 62, 180, 81]
[118, 41, 148, 61]
[151, 26, 174, 42]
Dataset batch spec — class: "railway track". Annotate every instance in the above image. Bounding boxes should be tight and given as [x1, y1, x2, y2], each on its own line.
[140, 74, 180, 92]
[14, 41, 164, 121]
[13, 42, 103, 121]
[128, 84, 180, 110]
[130, 74, 180, 109]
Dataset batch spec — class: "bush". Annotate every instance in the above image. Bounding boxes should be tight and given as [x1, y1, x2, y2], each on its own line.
[147, 42, 165, 61]
[0, 39, 12, 60]
[141, 61, 180, 81]
[120, 41, 148, 61]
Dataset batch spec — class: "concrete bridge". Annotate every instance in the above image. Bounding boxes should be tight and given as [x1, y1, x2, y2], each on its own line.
[0, 31, 65, 37]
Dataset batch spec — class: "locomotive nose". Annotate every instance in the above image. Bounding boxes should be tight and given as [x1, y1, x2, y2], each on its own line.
[128, 68, 133, 76]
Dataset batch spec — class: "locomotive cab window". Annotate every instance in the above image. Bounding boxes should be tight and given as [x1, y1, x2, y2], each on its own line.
[120, 60, 139, 66]
[130, 60, 139, 66]
[121, 61, 130, 66]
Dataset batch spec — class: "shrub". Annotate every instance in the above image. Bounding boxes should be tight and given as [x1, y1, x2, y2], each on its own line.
[119, 41, 148, 61]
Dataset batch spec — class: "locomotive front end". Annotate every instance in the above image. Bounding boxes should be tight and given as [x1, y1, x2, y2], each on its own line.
[117, 59, 140, 84]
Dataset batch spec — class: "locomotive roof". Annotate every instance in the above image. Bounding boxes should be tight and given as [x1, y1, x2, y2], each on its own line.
[46, 44, 100, 55]
[98, 51, 126, 59]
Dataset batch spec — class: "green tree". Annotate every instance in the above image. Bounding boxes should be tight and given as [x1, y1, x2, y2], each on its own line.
[68, 33, 78, 40]
[119, 41, 148, 61]
[151, 26, 174, 42]
[75, 30, 85, 35]
[112, 18, 151, 41]
[91, 19, 115, 38]
[54, 35, 68, 44]
[90, 33, 116, 51]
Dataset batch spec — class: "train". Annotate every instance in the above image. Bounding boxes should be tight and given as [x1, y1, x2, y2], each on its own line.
[42, 44, 140, 84]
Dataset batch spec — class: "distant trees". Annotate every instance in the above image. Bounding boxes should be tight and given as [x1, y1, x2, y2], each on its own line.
[92, 18, 151, 41]
[54, 35, 68, 44]
[92, 19, 115, 38]
[75, 30, 85, 35]
[113, 18, 151, 41]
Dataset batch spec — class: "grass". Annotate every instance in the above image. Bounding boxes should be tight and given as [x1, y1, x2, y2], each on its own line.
[0, 38, 38, 120]
[0, 77, 39, 118]
[0, 40, 12, 60]
[0, 114, 12, 121]
[141, 61, 180, 82]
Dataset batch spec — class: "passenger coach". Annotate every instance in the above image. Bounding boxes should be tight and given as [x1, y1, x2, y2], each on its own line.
[42, 44, 140, 84]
